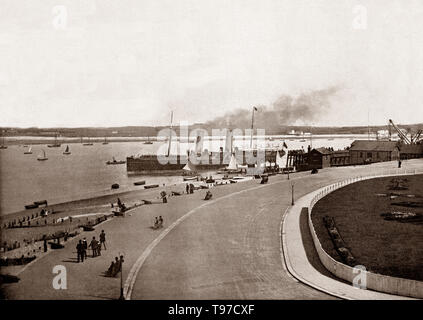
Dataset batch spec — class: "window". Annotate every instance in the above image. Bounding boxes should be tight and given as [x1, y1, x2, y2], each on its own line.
[367, 152, 372, 158]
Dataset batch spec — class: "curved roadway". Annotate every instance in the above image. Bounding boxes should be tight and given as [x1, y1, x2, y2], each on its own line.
[129, 166, 381, 299]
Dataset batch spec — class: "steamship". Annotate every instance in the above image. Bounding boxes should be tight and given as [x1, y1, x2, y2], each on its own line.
[126, 110, 284, 175]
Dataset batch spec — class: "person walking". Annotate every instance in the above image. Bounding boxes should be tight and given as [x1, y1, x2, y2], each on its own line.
[82, 237, 88, 259]
[186, 183, 189, 194]
[89, 236, 98, 257]
[100, 230, 106, 250]
[158, 216, 163, 227]
[76, 240, 84, 263]
[43, 235, 48, 253]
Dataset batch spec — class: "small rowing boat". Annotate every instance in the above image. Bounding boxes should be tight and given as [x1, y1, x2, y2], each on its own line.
[144, 184, 159, 189]
[183, 176, 198, 181]
[106, 157, 126, 165]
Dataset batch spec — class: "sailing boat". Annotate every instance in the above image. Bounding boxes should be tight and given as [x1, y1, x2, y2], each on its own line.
[226, 153, 242, 173]
[82, 137, 93, 146]
[0, 131, 7, 149]
[47, 132, 61, 147]
[102, 137, 108, 145]
[63, 145, 71, 155]
[144, 136, 153, 144]
[37, 149, 48, 161]
[24, 146, 33, 154]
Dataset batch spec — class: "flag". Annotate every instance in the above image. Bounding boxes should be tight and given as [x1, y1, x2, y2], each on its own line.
[283, 142, 288, 149]
[253, 106, 258, 111]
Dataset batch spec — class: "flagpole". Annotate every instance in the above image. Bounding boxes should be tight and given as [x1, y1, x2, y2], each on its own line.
[250, 107, 255, 149]
[167, 110, 173, 157]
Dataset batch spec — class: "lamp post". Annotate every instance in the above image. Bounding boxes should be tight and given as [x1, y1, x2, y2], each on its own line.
[119, 254, 125, 300]
[291, 184, 295, 206]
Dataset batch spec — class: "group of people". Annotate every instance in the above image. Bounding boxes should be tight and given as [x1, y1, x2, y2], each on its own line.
[76, 230, 107, 263]
[111, 197, 127, 212]
[153, 216, 164, 229]
[186, 183, 195, 194]
[105, 255, 124, 277]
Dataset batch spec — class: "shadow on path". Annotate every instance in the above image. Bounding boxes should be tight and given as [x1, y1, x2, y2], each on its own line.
[299, 207, 350, 285]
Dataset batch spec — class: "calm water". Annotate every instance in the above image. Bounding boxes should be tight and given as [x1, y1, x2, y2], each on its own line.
[0, 135, 361, 215]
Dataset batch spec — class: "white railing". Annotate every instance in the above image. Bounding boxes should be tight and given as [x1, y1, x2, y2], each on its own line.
[307, 167, 423, 299]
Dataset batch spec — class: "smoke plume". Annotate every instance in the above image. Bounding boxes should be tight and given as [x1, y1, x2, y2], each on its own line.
[205, 86, 340, 132]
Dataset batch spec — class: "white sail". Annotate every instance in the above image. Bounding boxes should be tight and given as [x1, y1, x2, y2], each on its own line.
[227, 154, 238, 170]
[38, 149, 47, 160]
[182, 160, 195, 171]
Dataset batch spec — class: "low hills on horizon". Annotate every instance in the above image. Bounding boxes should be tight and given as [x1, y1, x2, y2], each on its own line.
[1, 122, 422, 137]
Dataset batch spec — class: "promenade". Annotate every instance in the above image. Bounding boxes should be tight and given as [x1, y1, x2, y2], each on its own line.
[2, 159, 422, 300]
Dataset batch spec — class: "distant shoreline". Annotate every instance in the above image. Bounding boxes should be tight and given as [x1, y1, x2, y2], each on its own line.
[1, 133, 377, 146]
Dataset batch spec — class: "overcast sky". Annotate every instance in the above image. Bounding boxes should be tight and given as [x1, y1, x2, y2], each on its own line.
[1, 0, 423, 128]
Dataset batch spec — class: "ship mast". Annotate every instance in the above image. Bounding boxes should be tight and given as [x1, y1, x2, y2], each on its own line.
[167, 111, 173, 156]
[250, 107, 257, 149]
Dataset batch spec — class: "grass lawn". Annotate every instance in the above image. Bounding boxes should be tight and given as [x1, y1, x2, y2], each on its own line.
[311, 174, 423, 281]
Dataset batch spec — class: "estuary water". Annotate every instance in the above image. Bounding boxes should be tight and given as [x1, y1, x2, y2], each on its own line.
[0, 135, 360, 215]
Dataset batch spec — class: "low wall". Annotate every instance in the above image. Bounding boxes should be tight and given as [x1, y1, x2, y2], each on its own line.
[308, 167, 423, 299]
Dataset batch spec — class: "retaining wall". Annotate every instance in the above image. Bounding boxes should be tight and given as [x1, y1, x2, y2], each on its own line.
[308, 167, 423, 299]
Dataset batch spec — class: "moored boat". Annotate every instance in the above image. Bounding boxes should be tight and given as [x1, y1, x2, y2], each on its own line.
[183, 176, 198, 181]
[47, 132, 61, 147]
[25, 203, 39, 210]
[144, 184, 159, 189]
[63, 145, 71, 155]
[37, 149, 48, 161]
[24, 146, 33, 154]
[0, 131, 7, 149]
[144, 136, 153, 144]
[106, 157, 126, 165]
[133, 180, 146, 186]
[82, 137, 93, 146]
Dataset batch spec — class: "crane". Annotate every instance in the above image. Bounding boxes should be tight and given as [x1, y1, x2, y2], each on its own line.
[389, 119, 411, 144]
[411, 129, 422, 143]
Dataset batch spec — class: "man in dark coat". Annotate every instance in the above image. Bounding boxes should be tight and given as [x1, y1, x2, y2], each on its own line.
[76, 240, 84, 263]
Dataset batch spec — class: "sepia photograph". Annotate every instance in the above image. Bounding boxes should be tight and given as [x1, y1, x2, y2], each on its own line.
[0, 0, 422, 312]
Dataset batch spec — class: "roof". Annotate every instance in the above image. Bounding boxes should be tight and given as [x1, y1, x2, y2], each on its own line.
[330, 150, 350, 156]
[349, 140, 399, 152]
[312, 147, 332, 155]
[399, 144, 423, 154]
